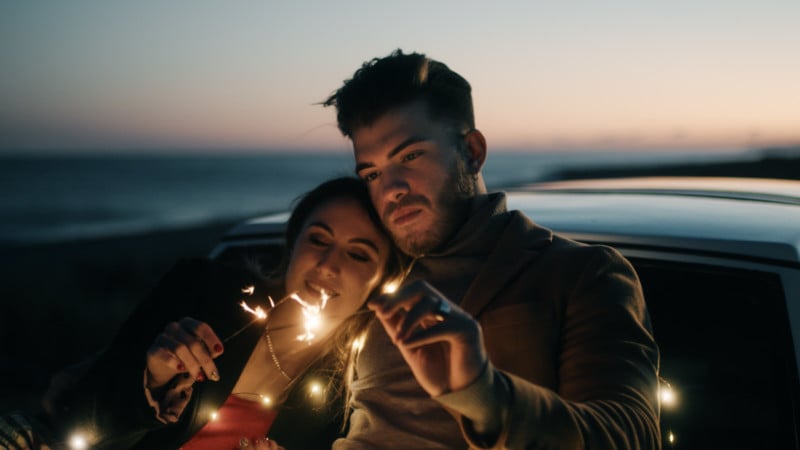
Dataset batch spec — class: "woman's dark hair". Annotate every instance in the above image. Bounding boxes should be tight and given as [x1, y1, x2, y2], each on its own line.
[322, 49, 474, 138]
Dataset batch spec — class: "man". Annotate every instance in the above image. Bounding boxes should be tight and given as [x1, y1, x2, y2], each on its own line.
[322, 50, 661, 449]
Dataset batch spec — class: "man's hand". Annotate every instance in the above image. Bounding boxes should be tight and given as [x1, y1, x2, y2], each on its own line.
[368, 280, 488, 397]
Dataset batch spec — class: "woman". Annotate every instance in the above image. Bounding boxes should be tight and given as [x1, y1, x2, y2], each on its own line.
[22, 177, 403, 450]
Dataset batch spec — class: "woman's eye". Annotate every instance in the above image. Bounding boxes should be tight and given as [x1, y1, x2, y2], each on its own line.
[348, 252, 370, 262]
[309, 234, 328, 246]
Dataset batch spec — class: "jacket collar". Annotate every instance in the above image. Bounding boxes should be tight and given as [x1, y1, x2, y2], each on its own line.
[459, 209, 553, 317]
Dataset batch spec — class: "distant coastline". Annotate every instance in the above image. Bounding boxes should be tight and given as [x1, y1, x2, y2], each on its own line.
[549, 146, 800, 182]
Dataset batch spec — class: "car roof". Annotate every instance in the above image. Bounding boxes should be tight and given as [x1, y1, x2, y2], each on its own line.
[222, 177, 800, 265]
[507, 177, 800, 264]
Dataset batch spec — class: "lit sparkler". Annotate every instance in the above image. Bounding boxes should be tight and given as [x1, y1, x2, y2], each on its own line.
[290, 291, 328, 342]
[227, 286, 332, 344]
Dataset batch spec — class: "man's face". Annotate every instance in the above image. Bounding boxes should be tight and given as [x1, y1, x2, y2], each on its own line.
[353, 100, 475, 256]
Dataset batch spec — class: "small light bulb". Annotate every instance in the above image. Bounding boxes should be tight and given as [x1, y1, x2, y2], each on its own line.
[310, 382, 322, 395]
[382, 281, 399, 294]
[351, 335, 365, 352]
[210, 411, 218, 420]
[261, 395, 271, 405]
[658, 382, 677, 408]
[668, 431, 675, 444]
[69, 434, 88, 450]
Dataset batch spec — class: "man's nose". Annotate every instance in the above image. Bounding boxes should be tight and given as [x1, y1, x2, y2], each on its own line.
[315, 248, 341, 278]
[381, 166, 410, 203]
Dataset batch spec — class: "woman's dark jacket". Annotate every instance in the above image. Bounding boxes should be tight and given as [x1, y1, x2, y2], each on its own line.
[44, 258, 343, 449]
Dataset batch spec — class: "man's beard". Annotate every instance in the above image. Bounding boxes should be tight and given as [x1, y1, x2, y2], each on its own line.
[387, 159, 475, 257]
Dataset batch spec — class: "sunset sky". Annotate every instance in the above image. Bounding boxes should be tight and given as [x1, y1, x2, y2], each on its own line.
[1, 1, 798, 154]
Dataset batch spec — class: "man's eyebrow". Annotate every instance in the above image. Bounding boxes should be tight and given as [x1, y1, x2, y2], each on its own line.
[355, 135, 430, 174]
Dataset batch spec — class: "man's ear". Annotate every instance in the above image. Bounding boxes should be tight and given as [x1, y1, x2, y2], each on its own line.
[464, 129, 487, 174]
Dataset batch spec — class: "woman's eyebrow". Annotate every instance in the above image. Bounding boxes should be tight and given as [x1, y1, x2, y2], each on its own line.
[308, 221, 333, 233]
[309, 221, 379, 254]
[349, 237, 379, 254]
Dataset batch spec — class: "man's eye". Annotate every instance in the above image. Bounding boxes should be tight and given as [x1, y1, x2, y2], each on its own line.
[403, 151, 422, 162]
[362, 172, 379, 183]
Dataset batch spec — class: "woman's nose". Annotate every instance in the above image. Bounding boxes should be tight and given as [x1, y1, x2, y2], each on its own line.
[315, 248, 340, 278]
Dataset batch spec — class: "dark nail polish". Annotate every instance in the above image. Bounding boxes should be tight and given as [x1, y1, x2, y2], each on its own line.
[196, 372, 206, 382]
[177, 363, 186, 372]
[213, 343, 223, 353]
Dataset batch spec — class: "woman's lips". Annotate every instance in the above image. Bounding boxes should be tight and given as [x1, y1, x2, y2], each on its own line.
[305, 280, 338, 300]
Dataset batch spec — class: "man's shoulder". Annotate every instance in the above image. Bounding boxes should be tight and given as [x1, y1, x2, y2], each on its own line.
[508, 209, 627, 266]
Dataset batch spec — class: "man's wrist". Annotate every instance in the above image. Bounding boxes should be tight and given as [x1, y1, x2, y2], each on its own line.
[435, 362, 510, 438]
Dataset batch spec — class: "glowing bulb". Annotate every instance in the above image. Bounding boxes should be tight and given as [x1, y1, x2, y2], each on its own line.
[210, 411, 218, 421]
[382, 280, 400, 294]
[351, 335, 365, 352]
[241, 285, 255, 295]
[658, 381, 678, 408]
[69, 434, 88, 450]
[668, 431, 675, 444]
[309, 382, 322, 396]
[261, 395, 271, 405]
[660, 387, 675, 405]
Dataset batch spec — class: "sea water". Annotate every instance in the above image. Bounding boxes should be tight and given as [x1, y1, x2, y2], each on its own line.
[0, 150, 746, 245]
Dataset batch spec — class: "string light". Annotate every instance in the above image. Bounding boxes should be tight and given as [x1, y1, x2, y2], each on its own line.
[351, 334, 366, 352]
[210, 411, 218, 421]
[68, 434, 88, 450]
[658, 379, 678, 409]
[382, 280, 400, 294]
[261, 395, 272, 406]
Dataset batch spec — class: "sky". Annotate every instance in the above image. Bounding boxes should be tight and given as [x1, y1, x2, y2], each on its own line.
[1, 1, 799, 154]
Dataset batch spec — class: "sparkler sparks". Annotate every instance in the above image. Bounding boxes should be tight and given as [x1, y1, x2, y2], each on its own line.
[290, 291, 328, 342]
[228, 287, 332, 344]
[239, 301, 267, 319]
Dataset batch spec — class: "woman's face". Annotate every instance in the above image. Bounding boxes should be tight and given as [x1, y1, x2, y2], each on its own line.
[285, 196, 391, 324]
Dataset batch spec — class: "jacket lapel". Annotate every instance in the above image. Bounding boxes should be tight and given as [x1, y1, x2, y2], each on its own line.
[459, 211, 553, 317]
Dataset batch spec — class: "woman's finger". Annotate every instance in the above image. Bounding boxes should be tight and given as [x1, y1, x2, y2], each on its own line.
[178, 317, 223, 381]
[146, 333, 190, 389]
[163, 323, 207, 380]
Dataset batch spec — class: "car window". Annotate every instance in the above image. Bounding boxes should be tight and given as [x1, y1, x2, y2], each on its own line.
[631, 258, 799, 449]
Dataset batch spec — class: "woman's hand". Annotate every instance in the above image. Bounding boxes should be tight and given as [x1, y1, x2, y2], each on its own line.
[144, 317, 224, 423]
[146, 317, 225, 390]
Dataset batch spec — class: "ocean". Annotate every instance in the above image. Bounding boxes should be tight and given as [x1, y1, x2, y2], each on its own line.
[0, 150, 748, 245]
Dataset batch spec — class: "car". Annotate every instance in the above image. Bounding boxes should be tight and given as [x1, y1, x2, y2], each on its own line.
[209, 176, 800, 450]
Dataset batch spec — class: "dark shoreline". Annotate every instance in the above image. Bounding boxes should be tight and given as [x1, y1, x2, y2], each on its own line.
[2, 151, 799, 412]
[549, 152, 800, 182]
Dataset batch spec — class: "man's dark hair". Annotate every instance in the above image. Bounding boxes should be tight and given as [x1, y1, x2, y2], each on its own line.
[323, 49, 474, 137]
